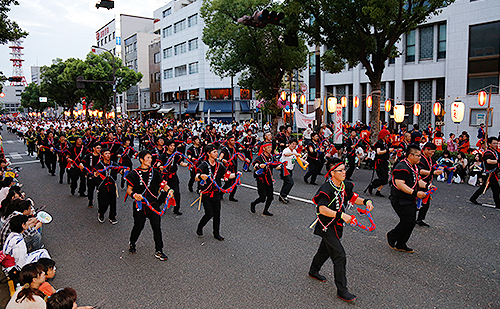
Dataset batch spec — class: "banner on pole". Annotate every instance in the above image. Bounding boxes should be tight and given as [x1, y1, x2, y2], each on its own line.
[334, 104, 343, 144]
[294, 109, 315, 129]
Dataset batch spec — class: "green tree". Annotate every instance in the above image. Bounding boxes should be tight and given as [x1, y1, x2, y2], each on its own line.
[41, 58, 86, 111]
[83, 52, 142, 113]
[291, 0, 454, 142]
[0, 0, 29, 92]
[201, 0, 308, 119]
[20, 83, 52, 112]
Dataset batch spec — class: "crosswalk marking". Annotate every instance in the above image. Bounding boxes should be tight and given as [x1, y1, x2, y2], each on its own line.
[9, 152, 22, 160]
[240, 183, 314, 204]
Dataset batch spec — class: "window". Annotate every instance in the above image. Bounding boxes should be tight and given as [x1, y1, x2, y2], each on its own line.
[188, 38, 198, 51]
[162, 26, 172, 38]
[174, 42, 186, 55]
[162, 8, 171, 18]
[134, 59, 137, 70]
[163, 47, 173, 59]
[133, 42, 137, 51]
[406, 30, 416, 62]
[419, 26, 434, 60]
[112, 32, 115, 39]
[174, 19, 186, 33]
[189, 62, 198, 74]
[96, 41, 99, 47]
[240, 89, 251, 100]
[175, 65, 187, 77]
[154, 52, 161, 63]
[404, 81, 414, 125]
[468, 21, 500, 93]
[206, 89, 232, 100]
[113, 48, 116, 55]
[164, 68, 173, 79]
[469, 108, 492, 126]
[126, 60, 133, 68]
[309, 53, 316, 75]
[155, 72, 161, 82]
[309, 88, 316, 101]
[188, 14, 198, 27]
[438, 24, 446, 59]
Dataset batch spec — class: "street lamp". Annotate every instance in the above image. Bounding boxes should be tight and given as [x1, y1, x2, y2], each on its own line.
[92, 45, 117, 123]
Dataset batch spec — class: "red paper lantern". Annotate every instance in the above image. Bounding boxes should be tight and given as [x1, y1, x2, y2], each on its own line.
[341, 96, 347, 108]
[384, 100, 391, 112]
[413, 103, 421, 116]
[366, 95, 372, 108]
[353, 96, 359, 108]
[478, 91, 487, 106]
[433, 102, 442, 116]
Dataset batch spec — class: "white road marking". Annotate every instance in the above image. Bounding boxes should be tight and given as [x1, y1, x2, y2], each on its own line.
[9, 152, 22, 160]
[482, 203, 498, 209]
[11, 160, 40, 165]
[240, 183, 314, 204]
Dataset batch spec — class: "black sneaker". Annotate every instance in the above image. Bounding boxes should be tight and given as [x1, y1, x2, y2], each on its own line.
[155, 251, 168, 261]
[196, 229, 203, 237]
[279, 196, 289, 204]
[214, 235, 225, 241]
[262, 211, 274, 216]
[98, 214, 104, 223]
[395, 245, 414, 253]
[250, 202, 256, 213]
[375, 191, 385, 197]
[129, 243, 136, 254]
[229, 197, 238, 202]
[109, 219, 118, 225]
[173, 211, 183, 216]
[416, 220, 430, 227]
[308, 271, 327, 282]
[303, 177, 308, 184]
[470, 199, 482, 206]
[367, 184, 373, 195]
[337, 292, 357, 302]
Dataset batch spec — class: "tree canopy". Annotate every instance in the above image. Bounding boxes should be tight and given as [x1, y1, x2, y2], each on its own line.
[21, 82, 53, 112]
[201, 0, 308, 115]
[290, 0, 454, 141]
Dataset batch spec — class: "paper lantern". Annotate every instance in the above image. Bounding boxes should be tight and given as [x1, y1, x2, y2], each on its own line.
[433, 102, 442, 116]
[341, 96, 347, 108]
[393, 105, 405, 123]
[280, 91, 287, 101]
[291, 92, 297, 103]
[366, 95, 372, 108]
[478, 91, 487, 106]
[413, 103, 421, 116]
[353, 96, 359, 108]
[300, 94, 306, 105]
[327, 97, 337, 113]
[384, 100, 391, 112]
[451, 100, 465, 123]
[98, 111, 103, 118]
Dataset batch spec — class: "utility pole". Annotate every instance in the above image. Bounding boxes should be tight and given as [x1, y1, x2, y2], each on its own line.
[231, 75, 234, 122]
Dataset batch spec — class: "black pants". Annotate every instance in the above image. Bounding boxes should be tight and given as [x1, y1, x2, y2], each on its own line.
[45, 153, 56, 174]
[346, 155, 356, 180]
[223, 177, 237, 199]
[87, 177, 99, 205]
[471, 174, 500, 207]
[97, 184, 117, 220]
[58, 161, 67, 183]
[69, 168, 86, 195]
[252, 179, 274, 212]
[371, 162, 389, 188]
[417, 199, 430, 221]
[198, 195, 222, 237]
[38, 150, 45, 168]
[188, 169, 196, 191]
[304, 160, 321, 184]
[120, 162, 132, 188]
[27, 143, 35, 156]
[310, 235, 348, 295]
[387, 197, 417, 248]
[280, 168, 294, 198]
[168, 182, 181, 213]
[130, 205, 163, 252]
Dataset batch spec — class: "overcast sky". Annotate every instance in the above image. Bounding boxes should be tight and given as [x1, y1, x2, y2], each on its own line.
[1, 0, 168, 82]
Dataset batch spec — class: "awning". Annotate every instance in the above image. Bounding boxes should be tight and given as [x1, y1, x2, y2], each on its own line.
[203, 101, 233, 113]
[185, 102, 199, 114]
[158, 107, 174, 113]
[240, 101, 250, 112]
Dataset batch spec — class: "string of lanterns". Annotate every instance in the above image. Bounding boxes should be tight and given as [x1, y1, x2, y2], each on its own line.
[62, 110, 115, 119]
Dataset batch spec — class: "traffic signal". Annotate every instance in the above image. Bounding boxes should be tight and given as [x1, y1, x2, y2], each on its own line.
[237, 9, 285, 28]
[96, 0, 114, 10]
[7, 77, 22, 82]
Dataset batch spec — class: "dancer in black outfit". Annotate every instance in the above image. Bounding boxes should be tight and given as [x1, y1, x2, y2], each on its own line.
[367, 129, 393, 197]
[470, 136, 500, 208]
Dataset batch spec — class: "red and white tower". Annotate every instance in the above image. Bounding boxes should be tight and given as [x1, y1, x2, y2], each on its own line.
[9, 40, 28, 86]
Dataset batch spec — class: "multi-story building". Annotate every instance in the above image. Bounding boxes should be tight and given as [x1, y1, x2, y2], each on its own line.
[309, 0, 500, 143]
[123, 31, 160, 118]
[94, 14, 155, 116]
[30, 66, 41, 85]
[0, 85, 24, 113]
[154, 0, 253, 122]
[148, 37, 162, 118]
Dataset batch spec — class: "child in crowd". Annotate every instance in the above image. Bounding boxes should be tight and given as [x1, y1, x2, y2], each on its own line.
[37, 258, 56, 297]
[437, 150, 455, 183]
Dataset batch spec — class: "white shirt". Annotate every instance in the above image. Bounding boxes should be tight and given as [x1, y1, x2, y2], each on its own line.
[323, 127, 332, 138]
[303, 127, 312, 139]
[280, 147, 298, 170]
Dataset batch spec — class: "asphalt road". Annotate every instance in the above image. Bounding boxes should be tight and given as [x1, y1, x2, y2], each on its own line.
[2, 130, 499, 309]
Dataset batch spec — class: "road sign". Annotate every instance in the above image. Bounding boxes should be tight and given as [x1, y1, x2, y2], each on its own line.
[39, 97, 47, 103]
[301, 83, 307, 93]
[0, 92, 5, 98]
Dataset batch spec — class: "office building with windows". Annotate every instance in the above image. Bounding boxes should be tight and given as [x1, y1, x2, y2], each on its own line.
[154, 0, 253, 122]
[0, 85, 24, 113]
[94, 14, 155, 116]
[308, 0, 500, 141]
